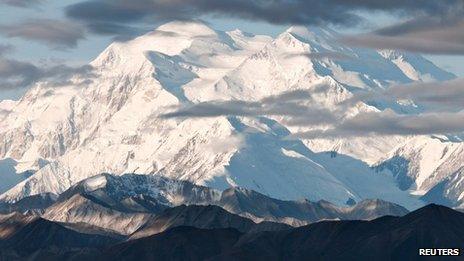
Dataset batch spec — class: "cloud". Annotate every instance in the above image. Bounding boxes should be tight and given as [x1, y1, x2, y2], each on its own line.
[285, 51, 354, 61]
[342, 24, 464, 55]
[161, 81, 464, 138]
[0, 0, 42, 7]
[317, 77, 464, 137]
[345, 78, 464, 111]
[292, 110, 464, 138]
[0, 57, 96, 90]
[160, 89, 338, 125]
[65, 0, 461, 36]
[0, 19, 85, 49]
[0, 44, 14, 56]
[341, 4, 464, 55]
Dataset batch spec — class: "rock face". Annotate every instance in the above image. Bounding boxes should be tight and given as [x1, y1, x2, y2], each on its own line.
[0, 20, 460, 209]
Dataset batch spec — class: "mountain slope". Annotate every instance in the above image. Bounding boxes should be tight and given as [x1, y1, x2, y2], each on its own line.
[43, 173, 220, 235]
[129, 204, 290, 240]
[220, 204, 464, 261]
[0, 213, 117, 260]
[218, 187, 409, 225]
[376, 136, 464, 207]
[105, 227, 242, 261]
[0, 192, 56, 215]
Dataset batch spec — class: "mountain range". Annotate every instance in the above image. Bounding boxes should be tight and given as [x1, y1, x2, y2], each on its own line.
[0, 173, 413, 260]
[0, 202, 461, 260]
[0, 174, 408, 234]
[103, 204, 464, 261]
[1, 20, 462, 211]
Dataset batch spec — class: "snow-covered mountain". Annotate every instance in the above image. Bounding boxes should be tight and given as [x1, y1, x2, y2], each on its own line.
[0, 20, 460, 209]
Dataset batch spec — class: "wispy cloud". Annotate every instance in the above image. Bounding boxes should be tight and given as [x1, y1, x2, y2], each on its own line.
[345, 78, 464, 111]
[284, 51, 354, 61]
[341, 4, 464, 55]
[342, 27, 464, 55]
[291, 111, 464, 138]
[291, 78, 464, 138]
[0, 44, 14, 56]
[162, 79, 464, 138]
[0, 0, 43, 8]
[161, 89, 338, 125]
[0, 19, 85, 49]
[0, 54, 96, 90]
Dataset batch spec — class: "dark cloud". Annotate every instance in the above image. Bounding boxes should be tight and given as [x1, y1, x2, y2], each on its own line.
[0, 19, 85, 49]
[345, 78, 464, 111]
[0, 58, 40, 88]
[160, 89, 338, 125]
[65, 0, 461, 36]
[85, 22, 148, 41]
[292, 111, 464, 138]
[0, 57, 96, 90]
[85, 22, 141, 36]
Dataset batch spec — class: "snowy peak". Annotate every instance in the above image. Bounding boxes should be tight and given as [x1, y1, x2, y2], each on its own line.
[379, 50, 456, 82]
[58, 173, 222, 206]
[285, 25, 339, 50]
[281, 25, 454, 85]
[92, 20, 224, 69]
[156, 20, 218, 37]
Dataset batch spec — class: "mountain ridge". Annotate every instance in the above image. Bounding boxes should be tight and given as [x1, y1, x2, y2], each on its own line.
[0, 196, 459, 260]
[38, 173, 409, 235]
[97, 204, 464, 261]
